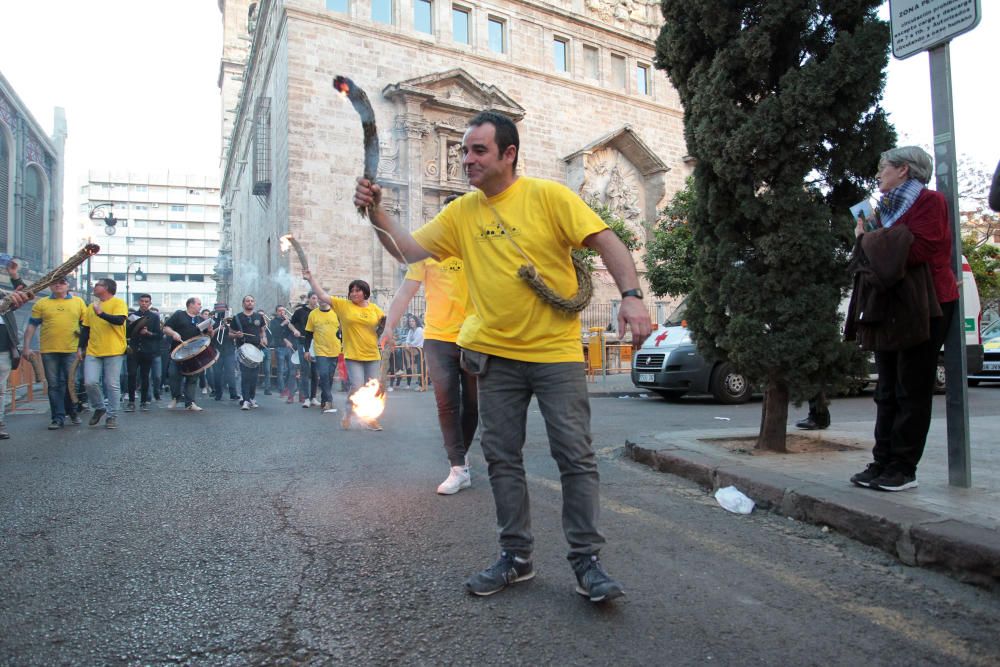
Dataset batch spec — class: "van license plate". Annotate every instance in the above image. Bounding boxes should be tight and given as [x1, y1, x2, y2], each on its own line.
[982, 361, 1000, 371]
[638, 373, 654, 383]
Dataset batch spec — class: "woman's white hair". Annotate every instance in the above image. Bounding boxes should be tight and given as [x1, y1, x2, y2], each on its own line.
[880, 146, 933, 184]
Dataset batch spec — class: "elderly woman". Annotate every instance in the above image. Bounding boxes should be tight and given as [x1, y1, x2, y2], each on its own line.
[304, 271, 385, 430]
[849, 146, 959, 492]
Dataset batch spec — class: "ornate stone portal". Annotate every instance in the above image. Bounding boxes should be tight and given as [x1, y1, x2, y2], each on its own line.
[382, 69, 525, 230]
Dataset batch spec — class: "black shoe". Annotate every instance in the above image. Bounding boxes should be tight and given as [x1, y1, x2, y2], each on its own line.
[464, 551, 535, 596]
[48, 420, 64, 430]
[70, 414, 82, 425]
[140, 402, 151, 411]
[795, 416, 829, 430]
[88, 408, 107, 426]
[870, 470, 918, 492]
[573, 555, 625, 603]
[105, 417, 118, 429]
[0, 422, 8, 439]
[124, 402, 136, 413]
[850, 462, 885, 488]
[264, 389, 272, 395]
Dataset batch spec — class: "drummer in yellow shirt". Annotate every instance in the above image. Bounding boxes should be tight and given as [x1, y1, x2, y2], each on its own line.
[303, 273, 385, 430]
[304, 299, 342, 414]
[78, 278, 128, 429]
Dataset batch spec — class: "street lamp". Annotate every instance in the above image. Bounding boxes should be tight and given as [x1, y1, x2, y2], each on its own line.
[88, 203, 123, 236]
[126, 261, 144, 306]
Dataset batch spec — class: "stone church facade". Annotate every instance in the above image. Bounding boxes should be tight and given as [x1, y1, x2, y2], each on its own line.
[216, 0, 689, 314]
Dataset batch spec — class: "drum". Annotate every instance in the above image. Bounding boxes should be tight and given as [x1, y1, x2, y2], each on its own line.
[170, 336, 219, 376]
[238, 343, 264, 368]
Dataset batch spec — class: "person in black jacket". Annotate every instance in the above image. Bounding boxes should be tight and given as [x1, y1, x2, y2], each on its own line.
[0, 260, 30, 439]
[124, 293, 162, 412]
[989, 159, 1000, 212]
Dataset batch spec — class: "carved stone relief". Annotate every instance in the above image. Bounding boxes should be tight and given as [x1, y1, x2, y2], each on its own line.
[582, 148, 643, 222]
[446, 142, 462, 181]
[377, 138, 400, 179]
[585, 0, 654, 25]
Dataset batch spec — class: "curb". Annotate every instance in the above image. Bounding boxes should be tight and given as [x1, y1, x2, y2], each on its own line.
[625, 441, 1000, 589]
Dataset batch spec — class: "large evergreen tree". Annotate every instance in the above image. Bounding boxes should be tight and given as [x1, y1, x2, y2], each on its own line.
[654, 1, 895, 450]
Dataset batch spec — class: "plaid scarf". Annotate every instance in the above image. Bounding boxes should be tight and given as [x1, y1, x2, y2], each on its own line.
[876, 179, 924, 229]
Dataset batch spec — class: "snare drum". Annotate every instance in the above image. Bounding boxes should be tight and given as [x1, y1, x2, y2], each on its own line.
[238, 343, 264, 368]
[170, 336, 219, 376]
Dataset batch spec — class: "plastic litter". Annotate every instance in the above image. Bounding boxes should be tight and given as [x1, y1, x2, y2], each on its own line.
[714, 486, 755, 514]
[713, 417, 731, 421]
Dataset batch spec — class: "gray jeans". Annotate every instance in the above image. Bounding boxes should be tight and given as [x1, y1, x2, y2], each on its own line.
[474, 355, 604, 562]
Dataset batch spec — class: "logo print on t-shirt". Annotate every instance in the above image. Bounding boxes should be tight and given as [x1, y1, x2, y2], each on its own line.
[476, 221, 520, 242]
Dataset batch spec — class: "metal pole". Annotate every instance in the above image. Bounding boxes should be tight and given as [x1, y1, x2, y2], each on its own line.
[929, 43, 972, 488]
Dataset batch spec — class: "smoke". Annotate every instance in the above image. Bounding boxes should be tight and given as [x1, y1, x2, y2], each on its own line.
[272, 266, 309, 295]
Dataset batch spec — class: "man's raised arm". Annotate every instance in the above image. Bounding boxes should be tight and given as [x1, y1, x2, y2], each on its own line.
[355, 178, 432, 264]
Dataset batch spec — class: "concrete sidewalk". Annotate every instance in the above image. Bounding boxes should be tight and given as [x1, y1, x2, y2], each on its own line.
[586, 373, 1000, 588]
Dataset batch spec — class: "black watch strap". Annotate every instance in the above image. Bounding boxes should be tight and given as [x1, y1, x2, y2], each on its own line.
[621, 288, 644, 300]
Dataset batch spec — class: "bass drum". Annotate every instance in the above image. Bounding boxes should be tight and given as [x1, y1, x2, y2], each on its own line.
[238, 343, 264, 368]
[170, 336, 219, 376]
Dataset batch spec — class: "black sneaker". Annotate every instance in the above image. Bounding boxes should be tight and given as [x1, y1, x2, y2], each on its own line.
[88, 408, 107, 426]
[464, 551, 535, 596]
[105, 417, 118, 430]
[870, 470, 918, 492]
[573, 555, 625, 603]
[140, 402, 151, 411]
[70, 414, 82, 425]
[850, 462, 884, 488]
[48, 420, 64, 430]
[795, 416, 829, 430]
[124, 402, 136, 413]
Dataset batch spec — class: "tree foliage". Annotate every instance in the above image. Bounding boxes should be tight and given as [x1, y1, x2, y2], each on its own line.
[963, 233, 1000, 314]
[655, 1, 896, 449]
[575, 199, 643, 271]
[645, 177, 697, 297]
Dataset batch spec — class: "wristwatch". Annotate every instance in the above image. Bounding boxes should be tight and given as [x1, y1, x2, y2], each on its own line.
[621, 288, 644, 300]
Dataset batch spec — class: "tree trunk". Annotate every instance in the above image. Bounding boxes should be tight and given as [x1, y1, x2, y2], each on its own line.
[757, 380, 789, 452]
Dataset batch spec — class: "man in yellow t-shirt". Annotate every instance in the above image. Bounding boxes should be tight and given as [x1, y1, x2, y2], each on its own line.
[380, 195, 480, 496]
[304, 300, 342, 414]
[303, 273, 385, 430]
[22, 277, 87, 429]
[355, 111, 651, 603]
[79, 278, 128, 429]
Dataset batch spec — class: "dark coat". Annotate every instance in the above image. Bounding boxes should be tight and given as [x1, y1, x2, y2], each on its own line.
[845, 224, 942, 352]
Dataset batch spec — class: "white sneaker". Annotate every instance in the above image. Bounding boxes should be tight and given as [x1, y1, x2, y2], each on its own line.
[436, 466, 471, 495]
[186, 403, 203, 412]
[250, 399, 259, 408]
[167, 399, 178, 410]
[310, 397, 321, 406]
[241, 401, 250, 410]
[201, 387, 209, 395]
[302, 399, 310, 408]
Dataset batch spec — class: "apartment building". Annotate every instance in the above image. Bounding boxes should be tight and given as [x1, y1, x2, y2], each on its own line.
[79, 171, 220, 311]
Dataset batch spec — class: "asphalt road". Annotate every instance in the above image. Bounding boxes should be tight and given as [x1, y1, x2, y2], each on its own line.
[2, 386, 999, 665]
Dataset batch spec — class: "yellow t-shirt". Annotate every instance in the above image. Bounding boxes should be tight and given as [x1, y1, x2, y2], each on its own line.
[412, 177, 608, 363]
[29, 295, 86, 353]
[305, 307, 343, 358]
[404, 257, 469, 343]
[82, 297, 128, 357]
[329, 297, 384, 361]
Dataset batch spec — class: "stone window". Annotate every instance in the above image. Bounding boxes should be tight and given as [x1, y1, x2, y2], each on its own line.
[0, 127, 9, 252]
[553, 36, 569, 73]
[414, 0, 432, 33]
[636, 63, 651, 95]
[21, 164, 45, 266]
[252, 97, 272, 196]
[452, 5, 470, 44]
[583, 44, 600, 80]
[372, 0, 393, 25]
[488, 16, 506, 54]
[611, 53, 626, 90]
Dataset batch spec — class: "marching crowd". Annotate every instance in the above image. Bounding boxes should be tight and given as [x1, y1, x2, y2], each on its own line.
[5, 110, 651, 604]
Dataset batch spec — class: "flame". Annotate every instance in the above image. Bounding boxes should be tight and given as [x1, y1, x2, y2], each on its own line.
[334, 76, 350, 96]
[279, 234, 292, 253]
[350, 378, 386, 421]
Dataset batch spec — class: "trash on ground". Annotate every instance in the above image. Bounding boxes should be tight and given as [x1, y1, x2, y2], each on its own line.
[714, 486, 755, 514]
[714, 417, 731, 421]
